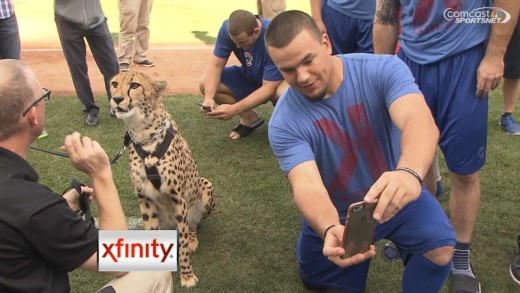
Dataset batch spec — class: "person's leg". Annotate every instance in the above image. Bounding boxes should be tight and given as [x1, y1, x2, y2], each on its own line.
[134, 0, 153, 64]
[400, 45, 487, 291]
[97, 271, 172, 293]
[85, 21, 120, 101]
[260, 0, 286, 20]
[500, 22, 520, 134]
[424, 153, 442, 197]
[118, 0, 140, 65]
[217, 66, 265, 139]
[55, 17, 99, 116]
[297, 224, 370, 293]
[321, 4, 357, 54]
[0, 13, 20, 60]
[377, 192, 455, 292]
[354, 18, 374, 53]
[435, 46, 487, 289]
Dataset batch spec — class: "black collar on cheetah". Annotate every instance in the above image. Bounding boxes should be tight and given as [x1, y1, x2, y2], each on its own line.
[122, 124, 176, 190]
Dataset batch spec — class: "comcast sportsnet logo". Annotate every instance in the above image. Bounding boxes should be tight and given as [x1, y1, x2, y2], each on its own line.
[444, 7, 511, 24]
[98, 230, 177, 271]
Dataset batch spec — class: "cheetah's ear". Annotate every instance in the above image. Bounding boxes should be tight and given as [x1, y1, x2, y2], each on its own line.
[153, 80, 167, 93]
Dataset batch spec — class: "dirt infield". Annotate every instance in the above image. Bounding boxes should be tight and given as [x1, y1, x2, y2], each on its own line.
[21, 45, 239, 96]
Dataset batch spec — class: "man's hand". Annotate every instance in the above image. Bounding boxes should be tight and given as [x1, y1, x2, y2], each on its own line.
[322, 225, 376, 267]
[62, 132, 111, 179]
[63, 185, 94, 212]
[364, 170, 422, 223]
[205, 104, 239, 120]
[476, 55, 503, 98]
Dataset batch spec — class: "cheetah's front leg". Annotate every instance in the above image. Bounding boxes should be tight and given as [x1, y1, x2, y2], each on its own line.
[176, 196, 198, 288]
[138, 194, 160, 230]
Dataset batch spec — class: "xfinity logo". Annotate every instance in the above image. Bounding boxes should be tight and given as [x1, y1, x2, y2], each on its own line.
[99, 230, 177, 271]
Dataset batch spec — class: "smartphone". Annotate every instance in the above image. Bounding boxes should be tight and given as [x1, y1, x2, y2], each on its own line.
[341, 201, 377, 259]
[196, 102, 212, 112]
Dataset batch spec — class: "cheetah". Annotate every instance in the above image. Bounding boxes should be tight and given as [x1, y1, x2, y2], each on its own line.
[109, 71, 215, 288]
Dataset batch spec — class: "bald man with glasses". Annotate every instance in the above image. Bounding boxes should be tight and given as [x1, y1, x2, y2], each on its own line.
[0, 59, 172, 293]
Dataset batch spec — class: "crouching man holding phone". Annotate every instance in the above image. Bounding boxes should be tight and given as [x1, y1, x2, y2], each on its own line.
[266, 11, 455, 293]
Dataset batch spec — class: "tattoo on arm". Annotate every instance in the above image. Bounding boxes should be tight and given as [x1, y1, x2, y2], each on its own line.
[375, 0, 399, 25]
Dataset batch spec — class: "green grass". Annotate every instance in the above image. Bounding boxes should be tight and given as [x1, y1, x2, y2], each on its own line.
[28, 89, 520, 292]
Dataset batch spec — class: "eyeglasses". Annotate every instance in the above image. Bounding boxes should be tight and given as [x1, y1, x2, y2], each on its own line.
[22, 88, 51, 117]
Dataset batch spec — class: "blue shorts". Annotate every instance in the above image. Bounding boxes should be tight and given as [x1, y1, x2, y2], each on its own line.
[297, 192, 455, 293]
[321, 0, 373, 54]
[220, 66, 261, 101]
[398, 45, 488, 175]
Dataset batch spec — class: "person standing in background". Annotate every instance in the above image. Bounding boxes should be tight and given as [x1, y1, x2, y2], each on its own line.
[373, 1, 519, 291]
[54, 0, 120, 127]
[310, 0, 375, 54]
[257, 0, 286, 20]
[118, 0, 154, 71]
[0, 0, 20, 60]
[499, 19, 520, 135]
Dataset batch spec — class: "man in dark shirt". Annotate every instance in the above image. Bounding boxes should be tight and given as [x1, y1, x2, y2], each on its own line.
[0, 59, 172, 292]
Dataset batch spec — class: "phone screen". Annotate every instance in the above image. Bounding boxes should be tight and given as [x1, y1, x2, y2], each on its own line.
[341, 201, 377, 259]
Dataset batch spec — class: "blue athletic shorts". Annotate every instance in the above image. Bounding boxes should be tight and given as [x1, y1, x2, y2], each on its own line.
[398, 45, 488, 175]
[297, 192, 456, 293]
[220, 66, 261, 101]
[321, 1, 373, 54]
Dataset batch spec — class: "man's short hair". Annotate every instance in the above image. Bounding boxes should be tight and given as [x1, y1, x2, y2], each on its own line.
[0, 59, 34, 140]
[228, 10, 258, 37]
[265, 10, 323, 49]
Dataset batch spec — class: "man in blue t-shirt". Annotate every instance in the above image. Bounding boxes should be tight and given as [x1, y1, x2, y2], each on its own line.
[374, 1, 519, 291]
[310, 0, 375, 54]
[265, 11, 455, 292]
[199, 9, 288, 140]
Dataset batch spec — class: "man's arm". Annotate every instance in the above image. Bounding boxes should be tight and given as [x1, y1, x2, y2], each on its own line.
[287, 161, 376, 266]
[63, 132, 128, 276]
[373, 0, 400, 54]
[201, 55, 228, 108]
[310, 0, 327, 34]
[206, 79, 282, 120]
[476, 1, 520, 97]
[364, 93, 439, 222]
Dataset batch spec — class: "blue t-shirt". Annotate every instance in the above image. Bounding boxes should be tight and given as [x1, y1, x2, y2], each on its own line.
[399, 0, 491, 64]
[269, 54, 421, 221]
[213, 17, 283, 85]
[327, 0, 376, 20]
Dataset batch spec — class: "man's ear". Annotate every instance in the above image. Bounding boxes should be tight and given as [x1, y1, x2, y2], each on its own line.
[322, 33, 333, 55]
[25, 107, 39, 126]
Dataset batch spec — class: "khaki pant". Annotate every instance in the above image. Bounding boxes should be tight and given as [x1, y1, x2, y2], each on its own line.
[118, 0, 153, 64]
[259, 0, 286, 20]
[97, 271, 173, 293]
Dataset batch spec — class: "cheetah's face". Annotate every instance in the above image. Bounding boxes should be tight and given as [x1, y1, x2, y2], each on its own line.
[109, 71, 167, 120]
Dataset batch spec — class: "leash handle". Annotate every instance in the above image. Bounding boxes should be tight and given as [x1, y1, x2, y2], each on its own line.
[69, 179, 95, 224]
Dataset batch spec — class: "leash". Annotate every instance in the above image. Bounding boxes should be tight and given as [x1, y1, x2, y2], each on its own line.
[29, 136, 129, 166]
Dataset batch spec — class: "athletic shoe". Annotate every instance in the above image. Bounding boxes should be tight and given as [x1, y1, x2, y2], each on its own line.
[134, 59, 155, 67]
[511, 254, 520, 285]
[382, 241, 401, 262]
[499, 115, 520, 135]
[85, 113, 98, 126]
[38, 129, 48, 139]
[120, 62, 130, 72]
